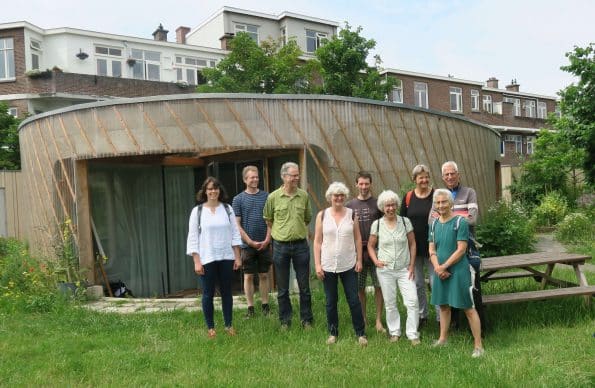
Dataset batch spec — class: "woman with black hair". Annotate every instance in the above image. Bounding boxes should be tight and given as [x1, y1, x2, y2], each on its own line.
[187, 176, 242, 338]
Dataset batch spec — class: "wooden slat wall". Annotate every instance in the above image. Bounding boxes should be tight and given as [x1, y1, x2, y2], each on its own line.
[0, 170, 27, 240]
[18, 95, 501, 266]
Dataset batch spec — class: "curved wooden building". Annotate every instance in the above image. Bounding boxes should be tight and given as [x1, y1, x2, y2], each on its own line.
[19, 94, 501, 296]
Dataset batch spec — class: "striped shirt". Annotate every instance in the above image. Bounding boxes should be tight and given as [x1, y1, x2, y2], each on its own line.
[232, 190, 269, 248]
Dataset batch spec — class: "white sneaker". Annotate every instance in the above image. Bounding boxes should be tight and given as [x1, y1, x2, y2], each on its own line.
[358, 336, 368, 347]
[326, 335, 337, 345]
[472, 348, 485, 358]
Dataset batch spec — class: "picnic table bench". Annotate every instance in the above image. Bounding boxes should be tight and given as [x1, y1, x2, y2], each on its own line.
[479, 252, 594, 305]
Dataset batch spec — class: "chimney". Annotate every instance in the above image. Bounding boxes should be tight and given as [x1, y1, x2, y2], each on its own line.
[152, 24, 169, 42]
[505, 79, 520, 92]
[176, 26, 190, 44]
[219, 32, 235, 50]
[486, 77, 499, 89]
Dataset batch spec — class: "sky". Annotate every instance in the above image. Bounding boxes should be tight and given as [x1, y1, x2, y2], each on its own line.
[2, 0, 593, 97]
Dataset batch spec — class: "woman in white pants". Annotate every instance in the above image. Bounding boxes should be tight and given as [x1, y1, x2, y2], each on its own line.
[368, 190, 420, 345]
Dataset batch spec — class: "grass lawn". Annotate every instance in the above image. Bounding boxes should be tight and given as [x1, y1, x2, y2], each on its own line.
[1, 269, 593, 387]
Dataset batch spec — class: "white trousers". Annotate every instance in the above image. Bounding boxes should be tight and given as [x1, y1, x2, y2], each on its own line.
[377, 266, 420, 340]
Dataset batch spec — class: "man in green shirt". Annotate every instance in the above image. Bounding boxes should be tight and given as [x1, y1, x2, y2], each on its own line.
[264, 162, 313, 329]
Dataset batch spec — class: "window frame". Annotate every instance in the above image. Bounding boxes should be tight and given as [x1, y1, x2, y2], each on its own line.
[470, 89, 480, 111]
[449, 86, 463, 113]
[524, 99, 536, 118]
[537, 101, 547, 119]
[235, 23, 259, 43]
[95, 45, 123, 78]
[526, 136, 536, 155]
[414, 82, 428, 109]
[131, 49, 161, 81]
[504, 96, 521, 116]
[0, 37, 16, 80]
[482, 95, 493, 113]
[305, 29, 328, 53]
[175, 55, 216, 85]
[30, 39, 42, 70]
[391, 79, 403, 103]
[7, 107, 17, 117]
[504, 134, 523, 154]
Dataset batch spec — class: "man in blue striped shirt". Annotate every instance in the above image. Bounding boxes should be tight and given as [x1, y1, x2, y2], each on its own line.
[232, 166, 272, 318]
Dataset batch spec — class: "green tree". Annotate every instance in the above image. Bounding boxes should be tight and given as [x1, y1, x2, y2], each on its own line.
[0, 103, 21, 170]
[313, 23, 395, 100]
[198, 33, 314, 94]
[556, 43, 595, 184]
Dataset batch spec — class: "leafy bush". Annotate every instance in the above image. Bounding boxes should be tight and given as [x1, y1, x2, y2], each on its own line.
[531, 192, 569, 228]
[555, 212, 594, 244]
[0, 238, 62, 312]
[476, 201, 535, 257]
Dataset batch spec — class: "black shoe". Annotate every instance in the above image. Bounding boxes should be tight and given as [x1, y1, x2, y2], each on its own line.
[245, 306, 255, 319]
[262, 303, 270, 316]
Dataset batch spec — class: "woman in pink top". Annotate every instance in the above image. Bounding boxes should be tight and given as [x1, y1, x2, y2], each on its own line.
[314, 182, 367, 346]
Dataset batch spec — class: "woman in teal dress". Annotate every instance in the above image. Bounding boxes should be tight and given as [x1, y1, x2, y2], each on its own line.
[429, 189, 484, 358]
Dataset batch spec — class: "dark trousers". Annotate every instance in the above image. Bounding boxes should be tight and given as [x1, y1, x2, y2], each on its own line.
[272, 239, 313, 326]
[323, 267, 365, 337]
[201, 260, 234, 329]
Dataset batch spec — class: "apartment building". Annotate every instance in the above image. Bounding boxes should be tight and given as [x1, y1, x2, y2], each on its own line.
[382, 69, 558, 168]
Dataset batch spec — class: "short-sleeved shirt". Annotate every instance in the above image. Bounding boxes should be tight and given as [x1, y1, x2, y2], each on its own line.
[346, 197, 382, 246]
[429, 216, 472, 309]
[370, 216, 413, 270]
[263, 186, 312, 242]
[232, 190, 269, 248]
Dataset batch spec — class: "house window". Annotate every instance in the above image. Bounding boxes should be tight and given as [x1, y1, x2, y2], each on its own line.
[471, 89, 480, 111]
[500, 140, 505, 156]
[131, 49, 161, 81]
[537, 101, 547, 119]
[235, 23, 259, 43]
[483, 95, 492, 113]
[526, 136, 536, 155]
[7, 107, 17, 117]
[306, 30, 327, 53]
[95, 46, 123, 77]
[504, 97, 521, 116]
[450, 87, 463, 112]
[391, 79, 403, 103]
[414, 82, 428, 109]
[0, 38, 15, 80]
[505, 134, 523, 154]
[30, 40, 42, 70]
[524, 100, 536, 118]
[175, 55, 216, 85]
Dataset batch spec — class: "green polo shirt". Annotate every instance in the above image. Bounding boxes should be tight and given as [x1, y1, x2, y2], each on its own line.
[263, 186, 312, 242]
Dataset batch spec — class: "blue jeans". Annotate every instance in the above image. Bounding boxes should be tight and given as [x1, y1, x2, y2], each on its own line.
[323, 267, 365, 337]
[201, 260, 234, 329]
[272, 239, 313, 325]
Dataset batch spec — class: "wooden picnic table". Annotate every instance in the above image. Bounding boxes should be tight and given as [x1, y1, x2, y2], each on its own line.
[479, 252, 594, 305]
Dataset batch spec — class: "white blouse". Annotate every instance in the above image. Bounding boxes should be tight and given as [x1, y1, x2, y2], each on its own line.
[186, 203, 242, 265]
[320, 208, 357, 273]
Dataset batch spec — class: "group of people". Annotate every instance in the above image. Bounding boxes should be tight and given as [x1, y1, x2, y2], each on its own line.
[186, 161, 485, 357]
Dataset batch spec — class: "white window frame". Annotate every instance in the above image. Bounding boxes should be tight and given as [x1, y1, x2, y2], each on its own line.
[235, 23, 259, 43]
[280, 26, 287, 46]
[130, 49, 161, 81]
[0, 37, 15, 80]
[471, 89, 480, 111]
[537, 101, 547, 119]
[483, 95, 492, 113]
[450, 87, 463, 113]
[504, 97, 521, 116]
[414, 82, 428, 109]
[505, 134, 523, 154]
[524, 100, 536, 118]
[175, 55, 216, 85]
[306, 30, 327, 53]
[391, 79, 403, 103]
[7, 107, 17, 117]
[526, 136, 536, 155]
[30, 39, 42, 70]
[95, 45, 123, 78]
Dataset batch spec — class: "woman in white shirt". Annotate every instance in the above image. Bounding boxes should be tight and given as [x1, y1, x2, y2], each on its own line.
[368, 190, 420, 345]
[187, 177, 241, 339]
[314, 182, 367, 346]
